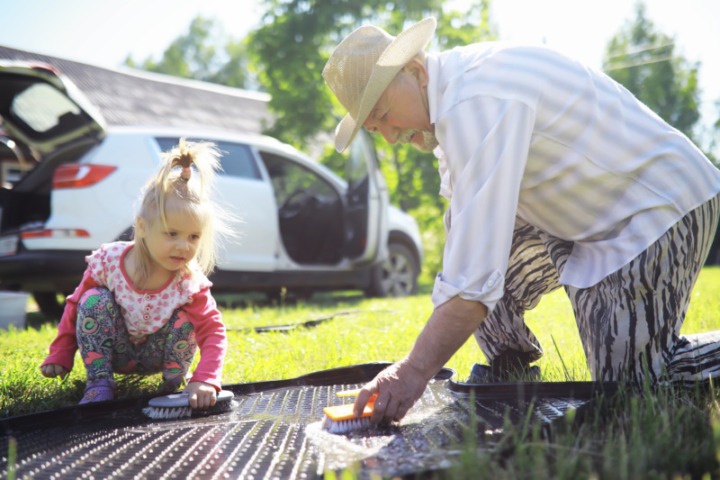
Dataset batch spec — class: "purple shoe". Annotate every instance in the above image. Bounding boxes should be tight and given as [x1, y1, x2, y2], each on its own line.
[79, 378, 117, 404]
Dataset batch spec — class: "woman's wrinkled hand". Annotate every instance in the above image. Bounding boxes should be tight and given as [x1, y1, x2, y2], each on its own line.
[353, 358, 430, 425]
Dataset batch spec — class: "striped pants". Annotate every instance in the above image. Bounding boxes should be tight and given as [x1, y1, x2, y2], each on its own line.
[474, 195, 720, 385]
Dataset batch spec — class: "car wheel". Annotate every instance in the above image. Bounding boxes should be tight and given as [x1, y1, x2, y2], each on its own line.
[32, 291, 66, 320]
[366, 242, 419, 298]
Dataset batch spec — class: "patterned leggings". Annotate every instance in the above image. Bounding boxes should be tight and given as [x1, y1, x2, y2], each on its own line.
[75, 288, 197, 385]
[474, 195, 720, 385]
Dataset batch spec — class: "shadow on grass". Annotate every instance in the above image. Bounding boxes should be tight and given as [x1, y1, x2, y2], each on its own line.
[25, 311, 54, 330]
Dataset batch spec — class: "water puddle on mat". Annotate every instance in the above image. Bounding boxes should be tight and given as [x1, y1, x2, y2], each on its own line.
[303, 380, 474, 477]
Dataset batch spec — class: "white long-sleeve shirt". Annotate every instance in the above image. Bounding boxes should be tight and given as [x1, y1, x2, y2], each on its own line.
[427, 43, 720, 312]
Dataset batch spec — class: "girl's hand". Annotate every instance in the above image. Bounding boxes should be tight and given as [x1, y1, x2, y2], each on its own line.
[40, 363, 69, 379]
[184, 381, 217, 409]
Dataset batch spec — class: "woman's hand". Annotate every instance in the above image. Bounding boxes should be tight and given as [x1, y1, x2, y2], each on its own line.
[354, 357, 430, 424]
[40, 363, 69, 379]
[355, 296, 488, 424]
[184, 381, 217, 409]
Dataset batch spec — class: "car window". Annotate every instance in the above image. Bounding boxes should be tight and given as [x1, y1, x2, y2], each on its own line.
[11, 83, 82, 134]
[155, 137, 261, 180]
[258, 151, 337, 206]
[259, 150, 345, 265]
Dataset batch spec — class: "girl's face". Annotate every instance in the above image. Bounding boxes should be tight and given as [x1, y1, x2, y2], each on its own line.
[139, 206, 203, 277]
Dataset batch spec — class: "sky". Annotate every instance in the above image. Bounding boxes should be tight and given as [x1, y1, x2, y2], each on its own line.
[1, 0, 718, 145]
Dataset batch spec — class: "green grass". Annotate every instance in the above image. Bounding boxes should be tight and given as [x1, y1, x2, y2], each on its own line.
[2, 267, 720, 478]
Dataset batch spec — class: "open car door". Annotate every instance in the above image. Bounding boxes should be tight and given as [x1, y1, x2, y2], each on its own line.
[343, 129, 389, 265]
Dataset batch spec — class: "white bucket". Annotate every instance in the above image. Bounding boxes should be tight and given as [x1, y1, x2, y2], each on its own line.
[0, 291, 30, 330]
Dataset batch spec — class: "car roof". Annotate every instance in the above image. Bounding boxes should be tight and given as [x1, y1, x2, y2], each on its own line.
[107, 124, 317, 163]
[106, 124, 348, 187]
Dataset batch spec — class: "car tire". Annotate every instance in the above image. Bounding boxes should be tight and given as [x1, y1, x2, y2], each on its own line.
[32, 291, 66, 320]
[366, 242, 419, 298]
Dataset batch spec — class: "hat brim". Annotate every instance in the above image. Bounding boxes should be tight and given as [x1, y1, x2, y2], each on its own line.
[334, 18, 437, 152]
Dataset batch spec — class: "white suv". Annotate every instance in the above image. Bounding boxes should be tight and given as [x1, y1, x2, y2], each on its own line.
[0, 61, 423, 317]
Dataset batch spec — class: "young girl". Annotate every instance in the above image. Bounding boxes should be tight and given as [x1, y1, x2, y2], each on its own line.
[40, 139, 230, 409]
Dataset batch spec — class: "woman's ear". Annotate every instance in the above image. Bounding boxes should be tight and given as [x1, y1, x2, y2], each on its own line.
[405, 59, 429, 87]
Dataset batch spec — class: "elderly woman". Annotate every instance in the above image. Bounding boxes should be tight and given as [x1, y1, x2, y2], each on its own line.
[322, 17, 720, 424]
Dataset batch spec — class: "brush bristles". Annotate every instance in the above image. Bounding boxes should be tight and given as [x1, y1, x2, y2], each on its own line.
[142, 406, 193, 420]
[321, 390, 376, 433]
[322, 415, 373, 434]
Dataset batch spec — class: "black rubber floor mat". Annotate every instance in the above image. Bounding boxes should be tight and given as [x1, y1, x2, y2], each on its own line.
[1, 363, 616, 479]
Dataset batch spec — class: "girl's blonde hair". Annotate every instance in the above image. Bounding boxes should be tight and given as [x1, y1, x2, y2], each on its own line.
[132, 138, 229, 285]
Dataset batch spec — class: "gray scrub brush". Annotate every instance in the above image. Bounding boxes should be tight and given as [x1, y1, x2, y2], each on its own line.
[142, 389, 234, 420]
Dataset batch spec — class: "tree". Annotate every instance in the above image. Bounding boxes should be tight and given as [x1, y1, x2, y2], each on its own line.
[246, 0, 498, 280]
[602, 3, 702, 145]
[124, 16, 254, 89]
[248, 1, 434, 149]
[248, 0, 495, 149]
[209, 38, 253, 89]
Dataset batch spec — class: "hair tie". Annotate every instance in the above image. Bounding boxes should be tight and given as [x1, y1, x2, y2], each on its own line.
[180, 166, 192, 181]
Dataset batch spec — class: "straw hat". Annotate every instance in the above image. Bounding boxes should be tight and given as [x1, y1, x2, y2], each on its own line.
[322, 17, 437, 152]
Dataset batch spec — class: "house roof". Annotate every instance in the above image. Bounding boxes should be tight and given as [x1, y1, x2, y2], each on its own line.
[0, 45, 273, 135]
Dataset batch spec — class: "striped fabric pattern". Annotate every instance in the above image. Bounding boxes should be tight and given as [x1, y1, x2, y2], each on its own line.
[474, 196, 720, 384]
[427, 43, 720, 310]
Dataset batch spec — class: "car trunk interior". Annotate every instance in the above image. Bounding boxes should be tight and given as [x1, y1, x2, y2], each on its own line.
[0, 138, 99, 235]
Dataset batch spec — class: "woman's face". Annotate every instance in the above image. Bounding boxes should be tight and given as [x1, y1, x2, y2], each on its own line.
[363, 61, 438, 152]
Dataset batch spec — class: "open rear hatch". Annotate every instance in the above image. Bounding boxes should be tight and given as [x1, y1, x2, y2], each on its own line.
[0, 60, 105, 257]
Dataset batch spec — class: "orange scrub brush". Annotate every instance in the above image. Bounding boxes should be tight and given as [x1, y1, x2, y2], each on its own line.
[322, 389, 377, 434]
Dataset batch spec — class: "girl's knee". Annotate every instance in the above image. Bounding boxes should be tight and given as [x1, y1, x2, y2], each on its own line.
[164, 310, 197, 365]
[167, 323, 197, 356]
[78, 287, 115, 312]
[167, 310, 195, 339]
[76, 287, 122, 342]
